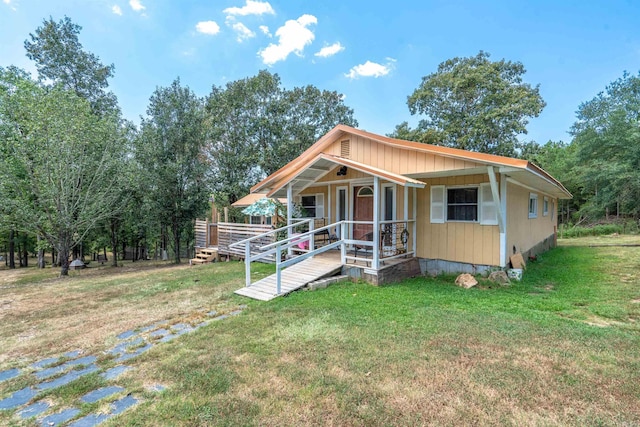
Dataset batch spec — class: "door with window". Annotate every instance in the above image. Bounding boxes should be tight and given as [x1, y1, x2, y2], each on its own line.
[353, 186, 373, 239]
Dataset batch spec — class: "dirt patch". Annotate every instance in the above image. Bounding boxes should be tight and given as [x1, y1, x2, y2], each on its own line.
[631, 299, 640, 304]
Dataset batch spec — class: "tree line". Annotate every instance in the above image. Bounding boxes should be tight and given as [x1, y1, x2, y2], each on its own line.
[1, 18, 637, 276]
[0, 17, 356, 275]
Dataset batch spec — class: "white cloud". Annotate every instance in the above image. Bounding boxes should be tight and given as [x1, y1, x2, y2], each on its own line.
[3, 0, 16, 10]
[345, 58, 395, 79]
[315, 42, 344, 58]
[259, 25, 271, 37]
[196, 21, 221, 35]
[231, 22, 255, 42]
[259, 14, 317, 66]
[129, 0, 145, 12]
[112, 5, 123, 15]
[224, 0, 275, 16]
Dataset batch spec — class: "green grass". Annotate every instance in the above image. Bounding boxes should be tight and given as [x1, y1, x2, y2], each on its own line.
[2, 241, 640, 426]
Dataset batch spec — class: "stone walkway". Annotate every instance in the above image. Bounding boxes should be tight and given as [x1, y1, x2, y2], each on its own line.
[0, 305, 247, 426]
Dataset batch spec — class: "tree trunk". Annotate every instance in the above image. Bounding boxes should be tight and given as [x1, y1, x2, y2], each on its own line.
[59, 243, 70, 276]
[173, 219, 181, 264]
[9, 230, 15, 269]
[37, 236, 45, 269]
[23, 246, 28, 268]
[110, 219, 118, 267]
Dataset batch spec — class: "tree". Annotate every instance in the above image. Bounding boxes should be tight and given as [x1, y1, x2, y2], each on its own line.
[205, 70, 357, 205]
[0, 68, 127, 275]
[138, 78, 210, 263]
[24, 16, 117, 115]
[569, 71, 640, 219]
[398, 51, 545, 156]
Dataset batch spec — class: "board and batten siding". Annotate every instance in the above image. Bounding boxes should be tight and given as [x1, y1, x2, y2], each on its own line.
[326, 136, 483, 174]
[416, 174, 500, 266]
[506, 181, 557, 255]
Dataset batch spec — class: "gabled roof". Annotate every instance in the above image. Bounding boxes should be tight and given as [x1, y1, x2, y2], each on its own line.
[266, 153, 425, 198]
[252, 125, 572, 199]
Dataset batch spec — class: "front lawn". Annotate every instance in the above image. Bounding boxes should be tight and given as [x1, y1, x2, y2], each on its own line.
[1, 239, 639, 425]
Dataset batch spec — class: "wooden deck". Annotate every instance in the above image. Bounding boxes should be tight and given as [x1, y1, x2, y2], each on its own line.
[234, 256, 343, 301]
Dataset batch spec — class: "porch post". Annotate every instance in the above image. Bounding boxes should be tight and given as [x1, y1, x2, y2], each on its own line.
[404, 186, 409, 252]
[412, 187, 417, 255]
[373, 176, 380, 269]
[487, 166, 507, 267]
[287, 182, 293, 256]
[500, 173, 508, 267]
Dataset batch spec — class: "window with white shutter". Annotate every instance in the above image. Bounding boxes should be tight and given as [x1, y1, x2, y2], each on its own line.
[430, 185, 445, 224]
[479, 183, 498, 225]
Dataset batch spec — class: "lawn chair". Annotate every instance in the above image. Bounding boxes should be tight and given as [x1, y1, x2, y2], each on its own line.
[353, 231, 374, 261]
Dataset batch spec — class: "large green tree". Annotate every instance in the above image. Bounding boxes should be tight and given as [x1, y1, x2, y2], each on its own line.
[24, 16, 117, 115]
[0, 68, 127, 275]
[569, 71, 640, 219]
[205, 70, 357, 205]
[394, 51, 545, 156]
[138, 79, 210, 263]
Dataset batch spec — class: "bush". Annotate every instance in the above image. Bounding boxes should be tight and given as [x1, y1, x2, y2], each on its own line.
[559, 220, 639, 238]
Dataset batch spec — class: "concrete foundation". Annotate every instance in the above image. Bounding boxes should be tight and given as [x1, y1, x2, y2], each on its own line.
[343, 258, 421, 286]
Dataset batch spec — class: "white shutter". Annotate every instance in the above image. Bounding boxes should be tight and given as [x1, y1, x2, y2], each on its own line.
[315, 194, 324, 219]
[480, 183, 498, 225]
[430, 185, 445, 224]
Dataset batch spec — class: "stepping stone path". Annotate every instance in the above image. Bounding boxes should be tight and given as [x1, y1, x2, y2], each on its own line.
[0, 305, 248, 425]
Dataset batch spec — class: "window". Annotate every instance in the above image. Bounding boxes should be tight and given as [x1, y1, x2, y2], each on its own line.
[529, 193, 538, 219]
[543, 197, 549, 216]
[447, 188, 478, 221]
[431, 184, 497, 224]
[300, 194, 324, 219]
[357, 186, 373, 197]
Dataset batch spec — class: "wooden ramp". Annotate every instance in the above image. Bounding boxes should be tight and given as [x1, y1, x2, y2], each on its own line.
[234, 257, 343, 301]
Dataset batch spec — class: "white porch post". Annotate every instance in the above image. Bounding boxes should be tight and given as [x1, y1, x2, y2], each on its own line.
[412, 187, 417, 254]
[287, 182, 293, 257]
[373, 176, 380, 269]
[500, 173, 508, 266]
[404, 186, 409, 252]
[487, 166, 507, 267]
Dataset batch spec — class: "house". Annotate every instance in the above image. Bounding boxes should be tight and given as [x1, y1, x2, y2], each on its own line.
[240, 124, 571, 287]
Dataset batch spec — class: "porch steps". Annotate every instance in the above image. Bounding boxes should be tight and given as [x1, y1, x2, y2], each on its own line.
[234, 257, 343, 301]
[190, 248, 218, 265]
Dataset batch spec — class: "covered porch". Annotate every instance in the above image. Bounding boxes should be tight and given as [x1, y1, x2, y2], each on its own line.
[231, 154, 425, 300]
[270, 153, 425, 271]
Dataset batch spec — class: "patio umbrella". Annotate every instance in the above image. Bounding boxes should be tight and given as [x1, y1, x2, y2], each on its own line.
[242, 197, 280, 217]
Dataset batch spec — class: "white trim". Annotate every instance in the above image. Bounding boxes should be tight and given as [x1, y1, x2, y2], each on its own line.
[506, 177, 556, 200]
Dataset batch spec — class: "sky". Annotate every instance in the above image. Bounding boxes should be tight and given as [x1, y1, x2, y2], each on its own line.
[1, 0, 640, 145]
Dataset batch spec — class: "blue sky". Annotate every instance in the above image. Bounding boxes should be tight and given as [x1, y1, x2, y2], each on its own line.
[1, 0, 640, 145]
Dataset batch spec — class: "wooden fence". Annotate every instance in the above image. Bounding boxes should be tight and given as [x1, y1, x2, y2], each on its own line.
[217, 222, 276, 261]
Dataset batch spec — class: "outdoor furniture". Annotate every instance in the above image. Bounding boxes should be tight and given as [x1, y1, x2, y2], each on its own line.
[353, 231, 374, 261]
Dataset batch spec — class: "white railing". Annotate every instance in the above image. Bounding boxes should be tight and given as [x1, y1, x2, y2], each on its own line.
[234, 219, 416, 295]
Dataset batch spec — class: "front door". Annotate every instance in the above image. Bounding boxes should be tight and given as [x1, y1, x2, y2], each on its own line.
[353, 186, 373, 239]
